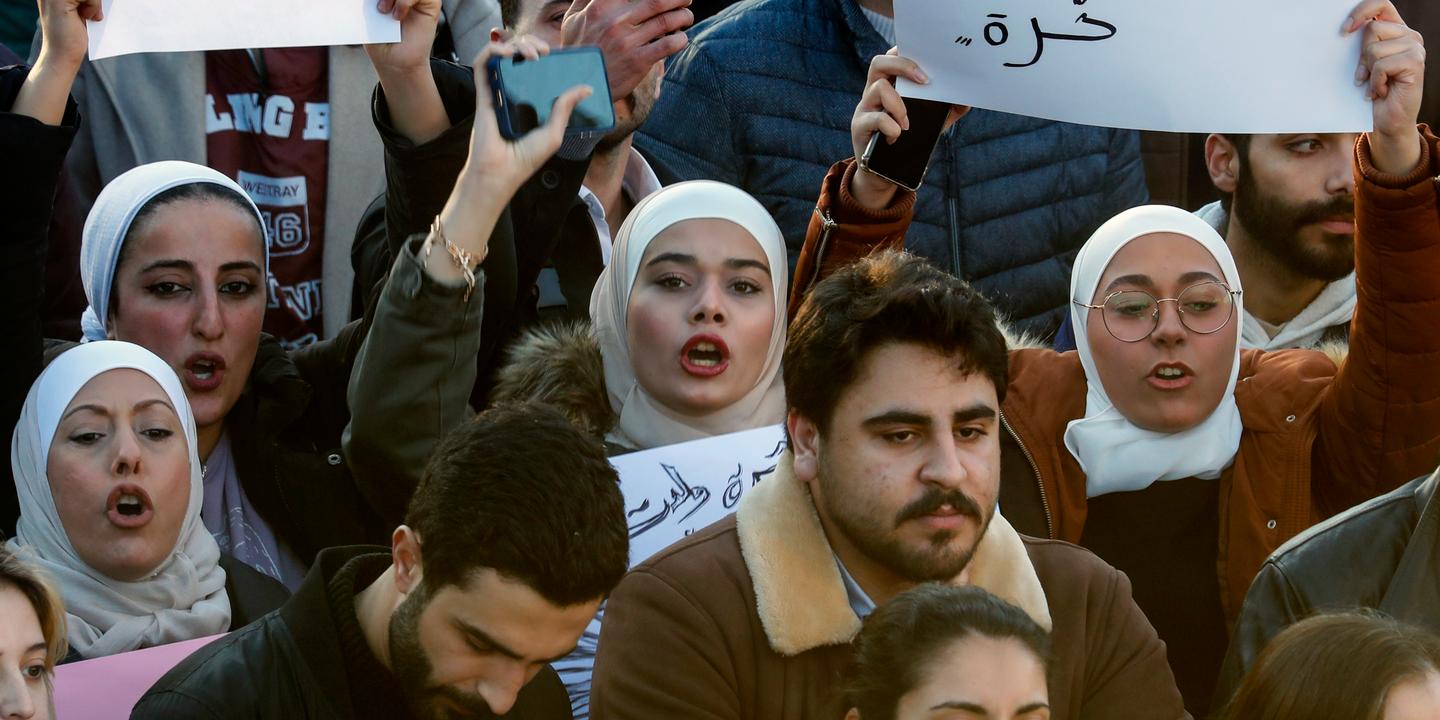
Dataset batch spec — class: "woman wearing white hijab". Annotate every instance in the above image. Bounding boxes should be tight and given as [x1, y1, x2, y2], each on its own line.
[5, 156, 399, 593]
[789, 16, 1440, 711]
[487, 180, 790, 454]
[588, 180, 789, 452]
[7, 341, 230, 660]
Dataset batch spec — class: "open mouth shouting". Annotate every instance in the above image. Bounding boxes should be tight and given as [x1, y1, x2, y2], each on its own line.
[1148, 362, 1194, 391]
[679, 334, 731, 378]
[106, 484, 155, 529]
[183, 352, 226, 393]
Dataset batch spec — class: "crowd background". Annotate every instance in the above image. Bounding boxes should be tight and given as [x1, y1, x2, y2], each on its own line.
[3, 0, 1440, 719]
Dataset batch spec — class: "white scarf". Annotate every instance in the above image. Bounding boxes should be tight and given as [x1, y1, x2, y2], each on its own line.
[1064, 205, 1245, 497]
[8, 341, 230, 658]
[79, 161, 268, 342]
[590, 180, 789, 450]
[1195, 201, 1356, 351]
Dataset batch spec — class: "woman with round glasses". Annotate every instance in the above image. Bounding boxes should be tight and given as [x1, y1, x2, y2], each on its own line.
[790, 3, 1438, 713]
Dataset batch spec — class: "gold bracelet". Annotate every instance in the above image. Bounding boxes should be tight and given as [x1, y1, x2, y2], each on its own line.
[424, 215, 484, 301]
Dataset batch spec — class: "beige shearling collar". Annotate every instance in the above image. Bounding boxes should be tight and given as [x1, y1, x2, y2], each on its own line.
[735, 451, 1052, 656]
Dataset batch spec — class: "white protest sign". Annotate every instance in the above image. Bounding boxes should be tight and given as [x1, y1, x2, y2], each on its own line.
[895, 0, 1372, 134]
[88, 0, 401, 60]
[553, 424, 790, 719]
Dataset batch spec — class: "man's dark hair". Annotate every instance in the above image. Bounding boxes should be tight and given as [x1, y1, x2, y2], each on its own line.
[499, 0, 520, 29]
[1216, 133, 1252, 213]
[844, 584, 1052, 720]
[784, 250, 1009, 431]
[404, 403, 629, 606]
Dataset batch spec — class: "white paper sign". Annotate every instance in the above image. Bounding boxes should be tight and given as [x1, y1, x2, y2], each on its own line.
[895, 0, 1372, 134]
[554, 424, 790, 719]
[88, 0, 401, 60]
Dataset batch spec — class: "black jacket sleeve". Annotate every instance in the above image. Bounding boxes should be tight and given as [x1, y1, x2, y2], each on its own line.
[0, 65, 78, 537]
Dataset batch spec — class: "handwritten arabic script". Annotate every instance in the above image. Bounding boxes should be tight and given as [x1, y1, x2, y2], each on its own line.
[555, 425, 789, 719]
[957, 1, 1117, 68]
[895, 0, 1369, 134]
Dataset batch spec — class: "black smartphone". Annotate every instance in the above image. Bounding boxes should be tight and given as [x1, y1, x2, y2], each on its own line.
[860, 96, 950, 192]
[485, 46, 616, 140]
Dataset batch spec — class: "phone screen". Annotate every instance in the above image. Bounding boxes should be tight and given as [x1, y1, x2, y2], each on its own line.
[491, 48, 616, 137]
[864, 97, 950, 192]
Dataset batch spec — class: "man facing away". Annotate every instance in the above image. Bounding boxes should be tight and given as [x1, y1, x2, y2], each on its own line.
[133, 404, 629, 719]
[589, 251, 1187, 720]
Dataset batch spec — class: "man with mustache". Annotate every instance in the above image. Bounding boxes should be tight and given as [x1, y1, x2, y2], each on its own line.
[589, 251, 1187, 720]
[133, 405, 629, 719]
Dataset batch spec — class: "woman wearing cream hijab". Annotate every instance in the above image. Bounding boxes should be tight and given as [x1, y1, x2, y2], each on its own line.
[589, 180, 789, 452]
[8, 341, 229, 659]
[493, 179, 790, 454]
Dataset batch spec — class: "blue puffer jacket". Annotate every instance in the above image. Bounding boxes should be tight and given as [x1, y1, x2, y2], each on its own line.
[636, 0, 1149, 337]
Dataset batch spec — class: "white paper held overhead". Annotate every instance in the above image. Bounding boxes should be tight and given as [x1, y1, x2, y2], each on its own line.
[894, 0, 1371, 134]
[89, 0, 401, 60]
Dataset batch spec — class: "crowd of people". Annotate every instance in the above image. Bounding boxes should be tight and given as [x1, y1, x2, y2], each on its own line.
[1, 0, 1439, 718]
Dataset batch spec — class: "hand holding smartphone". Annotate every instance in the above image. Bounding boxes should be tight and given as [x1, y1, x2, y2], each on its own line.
[850, 51, 968, 201]
[486, 46, 616, 140]
[859, 96, 951, 192]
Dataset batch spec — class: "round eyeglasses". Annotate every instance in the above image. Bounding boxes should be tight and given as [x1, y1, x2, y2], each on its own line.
[1073, 280, 1242, 343]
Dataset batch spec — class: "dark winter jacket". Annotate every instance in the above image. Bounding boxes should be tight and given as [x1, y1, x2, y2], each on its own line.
[1214, 468, 1440, 708]
[636, 0, 1149, 338]
[132, 546, 573, 719]
[0, 63, 77, 536]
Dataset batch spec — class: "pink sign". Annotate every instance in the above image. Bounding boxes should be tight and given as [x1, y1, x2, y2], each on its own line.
[53, 635, 225, 719]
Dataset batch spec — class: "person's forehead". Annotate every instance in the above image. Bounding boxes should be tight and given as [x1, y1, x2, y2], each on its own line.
[1099, 233, 1222, 288]
[124, 198, 265, 268]
[433, 569, 593, 658]
[643, 219, 767, 264]
[0, 585, 45, 651]
[839, 342, 998, 416]
[65, 370, 173, 414]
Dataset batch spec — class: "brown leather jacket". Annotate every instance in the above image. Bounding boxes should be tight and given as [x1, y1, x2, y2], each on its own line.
[791, 130, 1440, 619]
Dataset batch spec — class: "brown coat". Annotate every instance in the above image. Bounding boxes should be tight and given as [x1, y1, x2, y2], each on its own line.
[590, 453, 1188, 720]
[791, 131, 1440, 620]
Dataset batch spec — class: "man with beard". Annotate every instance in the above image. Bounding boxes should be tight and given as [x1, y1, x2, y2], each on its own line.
[132, 405, 630, 719]
[489, 0, 673, 320]
[589, 251, 1187, 720]
[1198, 132, 1359, 350]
